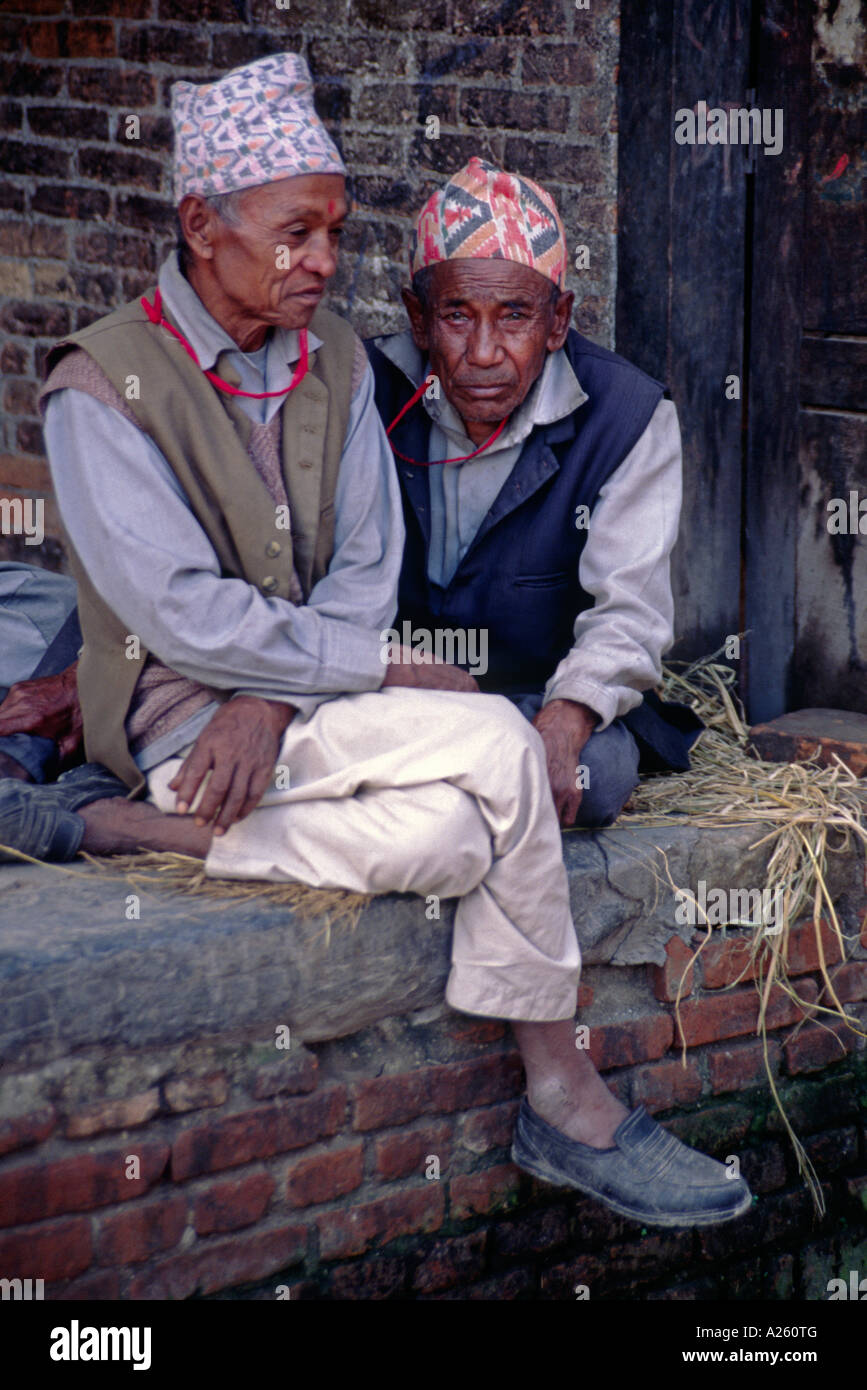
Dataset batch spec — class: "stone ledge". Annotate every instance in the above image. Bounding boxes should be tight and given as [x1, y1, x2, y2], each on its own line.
[1, 822, 863, 1066]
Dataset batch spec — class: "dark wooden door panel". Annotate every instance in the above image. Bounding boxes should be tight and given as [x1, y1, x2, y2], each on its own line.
[617, 0, 751, 663]
[618, 0, 864, 721]
[794, 410, 867, 710]
[800, 335, 867, 410]
[790, 1, 867, 710]
[803, 100, 867, 330]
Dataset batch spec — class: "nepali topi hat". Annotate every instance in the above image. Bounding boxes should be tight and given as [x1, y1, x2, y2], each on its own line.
[171, 52, 347, 204]
[409, 156, 568, 291]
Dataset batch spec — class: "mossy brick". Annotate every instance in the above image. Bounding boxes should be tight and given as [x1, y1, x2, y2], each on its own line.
[328, 1253, 411, 1299]
[799, 1238, 839, 1299]
[449, 1164, 520, 1221]
[316, 1186, 445, 1260]
[665, 1101, 753, 1155]
[410, 1230, 487, 1293]
[803, 1125, 859, 1172]
[489, 1206, 571, 1262]
[539, 1253, 605, 1298]
[765, 1074, 859, 1135]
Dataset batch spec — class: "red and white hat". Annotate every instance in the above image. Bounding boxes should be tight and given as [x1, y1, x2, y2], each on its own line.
[410, 157, 568, 290]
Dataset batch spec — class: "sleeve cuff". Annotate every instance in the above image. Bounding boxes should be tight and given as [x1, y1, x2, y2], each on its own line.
[542, 674, 643, 731]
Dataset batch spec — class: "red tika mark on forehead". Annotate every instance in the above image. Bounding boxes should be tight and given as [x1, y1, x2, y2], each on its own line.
[328, 199, 336, 215]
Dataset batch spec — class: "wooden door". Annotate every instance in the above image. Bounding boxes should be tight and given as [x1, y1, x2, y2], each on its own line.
[617, 0, 866, 723]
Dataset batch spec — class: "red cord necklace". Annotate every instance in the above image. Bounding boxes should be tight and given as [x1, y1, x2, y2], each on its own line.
[140, 288, 309, 399]
[386, 375, 509, 466]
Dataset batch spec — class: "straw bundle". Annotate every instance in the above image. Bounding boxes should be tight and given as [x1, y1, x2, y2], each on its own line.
[617, 646, 867, 1213]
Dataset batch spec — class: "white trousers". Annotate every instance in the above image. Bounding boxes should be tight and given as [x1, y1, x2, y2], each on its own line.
[146, 688, 581, 1022]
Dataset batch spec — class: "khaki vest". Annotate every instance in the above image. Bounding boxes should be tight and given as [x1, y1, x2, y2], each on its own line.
[40, 290, 357, 792]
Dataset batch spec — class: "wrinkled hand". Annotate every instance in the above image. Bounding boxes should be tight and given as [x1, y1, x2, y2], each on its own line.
[532, 698, 599, 827]
[381, 644, 479, 694]
[0, 660, 83, 761]
[168, 695, 296, 836]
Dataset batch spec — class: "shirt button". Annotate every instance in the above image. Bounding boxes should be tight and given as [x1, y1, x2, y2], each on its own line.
[299, 459, 313, 469]
[265, 540, 281, 558]
[261, 576, 278, 593]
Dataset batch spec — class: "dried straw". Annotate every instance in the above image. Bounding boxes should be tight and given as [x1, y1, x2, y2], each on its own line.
[617, 643, 867, 1214]
[80, 851, 374, 945]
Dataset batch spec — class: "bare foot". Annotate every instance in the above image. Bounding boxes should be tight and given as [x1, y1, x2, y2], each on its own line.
[527, 1076, 629, 1149]
[79, 798, 212, 857]
[512, 1018, 630, 1149]
[0, 751, 33, 782]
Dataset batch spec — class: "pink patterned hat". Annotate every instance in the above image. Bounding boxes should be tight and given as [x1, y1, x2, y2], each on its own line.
[410, 156, 568, 290]
[171, 52, 346, 203]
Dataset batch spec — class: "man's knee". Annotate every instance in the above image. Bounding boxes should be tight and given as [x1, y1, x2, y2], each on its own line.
[574, 720, 640, 828]
[368, 782, 492, 896]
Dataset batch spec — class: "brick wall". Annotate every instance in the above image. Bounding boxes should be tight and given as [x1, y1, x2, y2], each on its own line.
[0, 0, 619, 567]
[1, 914, 865, 1300]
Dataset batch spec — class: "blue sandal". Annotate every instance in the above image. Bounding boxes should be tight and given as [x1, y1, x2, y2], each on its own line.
[0, 763, 129, 863]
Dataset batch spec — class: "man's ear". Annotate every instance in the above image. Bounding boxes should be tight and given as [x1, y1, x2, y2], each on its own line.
[178, 194, 218, 263]
[401, 287, 430, 352]
[546, 290, 574, 352]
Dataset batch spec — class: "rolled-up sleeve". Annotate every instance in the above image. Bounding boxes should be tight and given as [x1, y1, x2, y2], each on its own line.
[43, 360, 404, 707]
[542, 398, 682, 728]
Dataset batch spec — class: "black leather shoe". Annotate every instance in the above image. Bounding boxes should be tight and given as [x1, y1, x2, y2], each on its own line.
[0, 763, 129, 863]
[512, 1097, 753, 1228]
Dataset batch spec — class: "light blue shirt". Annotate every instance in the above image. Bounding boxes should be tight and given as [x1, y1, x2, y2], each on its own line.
[44, 253, 405, 768]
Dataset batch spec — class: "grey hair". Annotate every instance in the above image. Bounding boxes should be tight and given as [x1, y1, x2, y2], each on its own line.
[410, 263, 562, 313]
[176, 188, 248, 270]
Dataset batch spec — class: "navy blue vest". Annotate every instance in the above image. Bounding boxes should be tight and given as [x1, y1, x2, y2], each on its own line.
[366, 329, 703, 772]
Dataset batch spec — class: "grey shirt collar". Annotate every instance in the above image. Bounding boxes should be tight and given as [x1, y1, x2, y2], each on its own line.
[157, 251, 322, 372]
[374, 328, 588, 455]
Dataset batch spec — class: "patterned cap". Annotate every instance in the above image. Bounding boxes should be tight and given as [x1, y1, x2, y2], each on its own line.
[409, 156, 568, 291]
[171, 52, 347, 203]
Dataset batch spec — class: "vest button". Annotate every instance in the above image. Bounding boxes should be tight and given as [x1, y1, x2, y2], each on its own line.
[261, 576, 278, 593]
[265, 540, 281, 558]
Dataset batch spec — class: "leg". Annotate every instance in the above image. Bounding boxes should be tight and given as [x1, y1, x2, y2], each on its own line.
[78, 688, 749, 1223]
[572, 719, 640, 828]
[148, 689, 624, 1143]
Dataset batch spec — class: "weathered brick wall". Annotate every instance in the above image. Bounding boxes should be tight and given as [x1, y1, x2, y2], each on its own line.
[1, 915, 865, 1300]
[0, 0, 619, 567]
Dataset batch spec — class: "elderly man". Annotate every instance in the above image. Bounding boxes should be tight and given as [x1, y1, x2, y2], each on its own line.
[368, 158, 701, 829]
[0, 55, 748, 1229]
